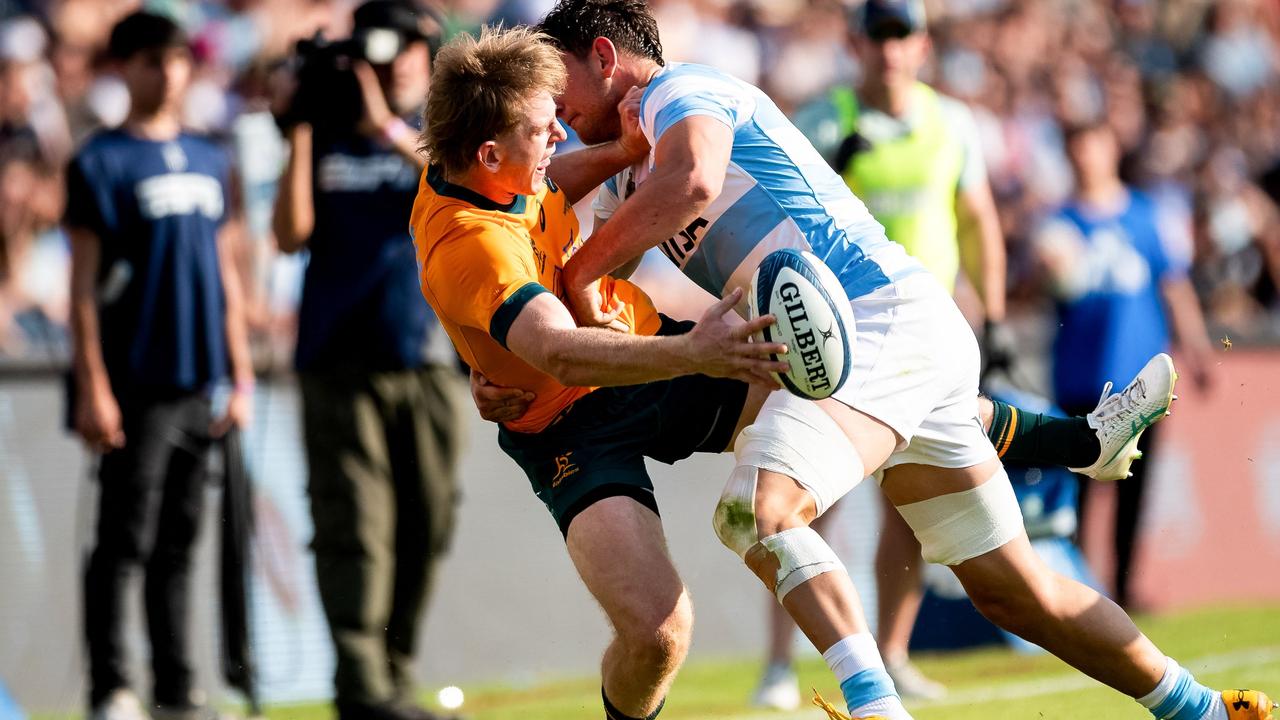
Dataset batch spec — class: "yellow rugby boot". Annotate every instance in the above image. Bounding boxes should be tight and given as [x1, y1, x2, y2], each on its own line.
[1223, 689, 1277, 719]
[811, 689, 887, 720]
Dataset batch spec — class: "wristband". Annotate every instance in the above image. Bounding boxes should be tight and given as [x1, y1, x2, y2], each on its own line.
[234, 380, 256, 396]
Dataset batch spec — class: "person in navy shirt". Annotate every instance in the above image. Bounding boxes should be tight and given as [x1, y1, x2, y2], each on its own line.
[1035, 119, 1213, 608]
[65, 12, 253, 720]
[272, 3, 463, 719]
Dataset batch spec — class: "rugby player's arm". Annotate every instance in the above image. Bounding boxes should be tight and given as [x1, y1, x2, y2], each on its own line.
[564, 116, 732, 295]
[548, 141, 643, 206]
[591, 215, 643, 279]
[547, 86, 649, 204]
[273, 124, 314, 253]
[956, 178, 1007, 322]
[504, 287, 783, 388]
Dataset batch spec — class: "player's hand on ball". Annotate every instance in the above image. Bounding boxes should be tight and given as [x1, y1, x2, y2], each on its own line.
[470, 369, 534, 423]
[616, 86, 650, 163]
[685, 288, 788, 387]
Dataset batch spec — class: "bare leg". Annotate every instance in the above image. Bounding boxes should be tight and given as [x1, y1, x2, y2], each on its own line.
[873, 491, 923, 664]
[567, 497, 693, 717]
[880, 460, 1165, 698]
[745, 472, 870, 653]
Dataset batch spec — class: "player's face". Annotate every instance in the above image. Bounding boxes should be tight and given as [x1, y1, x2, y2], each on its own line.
[493, 90, 567, 195]
[121, 46, 192, 116]
[855, 29, 929, 90]
[556, 50, 623, 145]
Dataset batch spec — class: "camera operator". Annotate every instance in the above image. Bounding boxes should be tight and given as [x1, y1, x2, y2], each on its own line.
[272, 3, 464, 719]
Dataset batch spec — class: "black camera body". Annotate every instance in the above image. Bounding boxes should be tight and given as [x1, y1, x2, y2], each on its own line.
[285, 28, 406, 133]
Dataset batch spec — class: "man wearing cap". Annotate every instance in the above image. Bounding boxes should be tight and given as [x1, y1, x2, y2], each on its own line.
[753, 0, 1009, 706]
[272, 2, 464, 719]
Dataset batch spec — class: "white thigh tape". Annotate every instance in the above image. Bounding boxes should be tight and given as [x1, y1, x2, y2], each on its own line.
[732, 394, 865, 517]
[759, 526, 843, 602]
[896, 467, 1024, 566]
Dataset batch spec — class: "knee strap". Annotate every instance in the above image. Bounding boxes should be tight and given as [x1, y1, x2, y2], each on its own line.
[895, 466, 1024, 566]
[759, 526, 843, 601]
[712, 465, 844, 602]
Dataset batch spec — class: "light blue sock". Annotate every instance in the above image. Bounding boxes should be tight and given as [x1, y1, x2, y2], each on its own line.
[1138, 658, 1220, 720]
[840, 668, 908, 718]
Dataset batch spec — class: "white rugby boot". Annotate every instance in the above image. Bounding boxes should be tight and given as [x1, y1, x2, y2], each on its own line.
[750, 661, 802, 711]
[1070, 353, 1178, 482]
[885, 657, 946, 701]
[90, 689, 150, 720]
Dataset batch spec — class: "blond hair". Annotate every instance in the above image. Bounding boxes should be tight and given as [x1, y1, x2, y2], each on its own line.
[421, 26, 567, 176]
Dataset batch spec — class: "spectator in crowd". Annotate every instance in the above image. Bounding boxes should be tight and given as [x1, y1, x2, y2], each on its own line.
[1033, 119, 1214, 608]
[67, 11, 253, 720]
[0, 131, 67, 360]
[271, 2, 464, 719]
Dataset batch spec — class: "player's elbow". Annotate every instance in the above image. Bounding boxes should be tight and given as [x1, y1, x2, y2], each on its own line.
[684, 173, 720, 209]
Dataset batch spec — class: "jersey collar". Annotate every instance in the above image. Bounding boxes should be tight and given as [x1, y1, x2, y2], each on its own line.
[426, 165, 528, 214]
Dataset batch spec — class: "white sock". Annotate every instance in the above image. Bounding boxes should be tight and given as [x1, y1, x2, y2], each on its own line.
[822, 634, 912, 720]
[851, 694, 913, 720]
[1137, 657, 1183, 711]
[822, 633, 884, 681]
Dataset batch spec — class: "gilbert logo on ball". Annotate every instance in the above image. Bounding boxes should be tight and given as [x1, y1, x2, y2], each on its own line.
[749, 248, 853, 399]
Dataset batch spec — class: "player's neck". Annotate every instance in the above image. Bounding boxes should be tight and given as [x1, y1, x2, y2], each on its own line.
[1077, 177, 1128, 209]
[619, 58, 663, 89]
[448, 167, 517, 207]
[124, 109, 182, 142]
[861, 80, 913, 117]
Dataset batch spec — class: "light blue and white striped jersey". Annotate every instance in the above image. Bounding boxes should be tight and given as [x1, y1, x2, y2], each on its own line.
[593, 62, 924, 306]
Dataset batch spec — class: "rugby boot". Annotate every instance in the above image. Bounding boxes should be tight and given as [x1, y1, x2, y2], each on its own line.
[1222, 689, 1277, 720]
[811, 689, 888, 720]
[750, 662, 801, 710]
[1070, 353, 1178, 481]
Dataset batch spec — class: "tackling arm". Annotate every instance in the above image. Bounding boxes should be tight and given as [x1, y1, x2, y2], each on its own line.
[505, 287, 784, 388]
[562, 116, 733, 322]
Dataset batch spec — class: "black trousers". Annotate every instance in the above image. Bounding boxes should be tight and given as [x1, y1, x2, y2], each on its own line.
[1069, 403, 1162, 609]
[300, 366, 463, 705]
[83, 392, 215, 707]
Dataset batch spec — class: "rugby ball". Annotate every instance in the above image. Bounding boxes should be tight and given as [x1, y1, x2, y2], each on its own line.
[748, 248, 854, 400]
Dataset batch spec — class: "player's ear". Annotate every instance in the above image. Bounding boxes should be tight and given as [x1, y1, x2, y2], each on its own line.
[477, 140, 501, 173]
[592, 36, 618, 79]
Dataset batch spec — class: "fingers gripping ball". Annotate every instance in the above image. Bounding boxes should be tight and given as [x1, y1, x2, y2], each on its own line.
[749, 249, 854, 399]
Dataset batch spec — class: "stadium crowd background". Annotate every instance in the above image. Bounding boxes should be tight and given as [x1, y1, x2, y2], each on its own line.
[0, 0, 1278, 715]
[1, 0, 1279, 367]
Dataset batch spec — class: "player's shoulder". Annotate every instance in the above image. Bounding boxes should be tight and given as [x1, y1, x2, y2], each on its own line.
[73, 128, 129, 164]
[928, 88, 979, 129]
[643, 62, 744, 103]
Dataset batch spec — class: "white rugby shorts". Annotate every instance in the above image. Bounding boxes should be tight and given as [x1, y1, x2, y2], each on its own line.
[748, 271, 997, 512]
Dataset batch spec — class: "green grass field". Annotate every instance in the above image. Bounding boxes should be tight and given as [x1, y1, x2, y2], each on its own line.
[338, 604, 1280, 720]
[45, 603, 1265, 720]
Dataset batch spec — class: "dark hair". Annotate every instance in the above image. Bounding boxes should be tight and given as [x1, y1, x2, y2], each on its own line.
[537, 0, 664, 66]
[108, 12, 188, 61]
[1061, 117, 1112, 144]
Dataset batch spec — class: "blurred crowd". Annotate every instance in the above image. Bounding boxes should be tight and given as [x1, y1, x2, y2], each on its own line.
[2, 0, 1279, 365]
